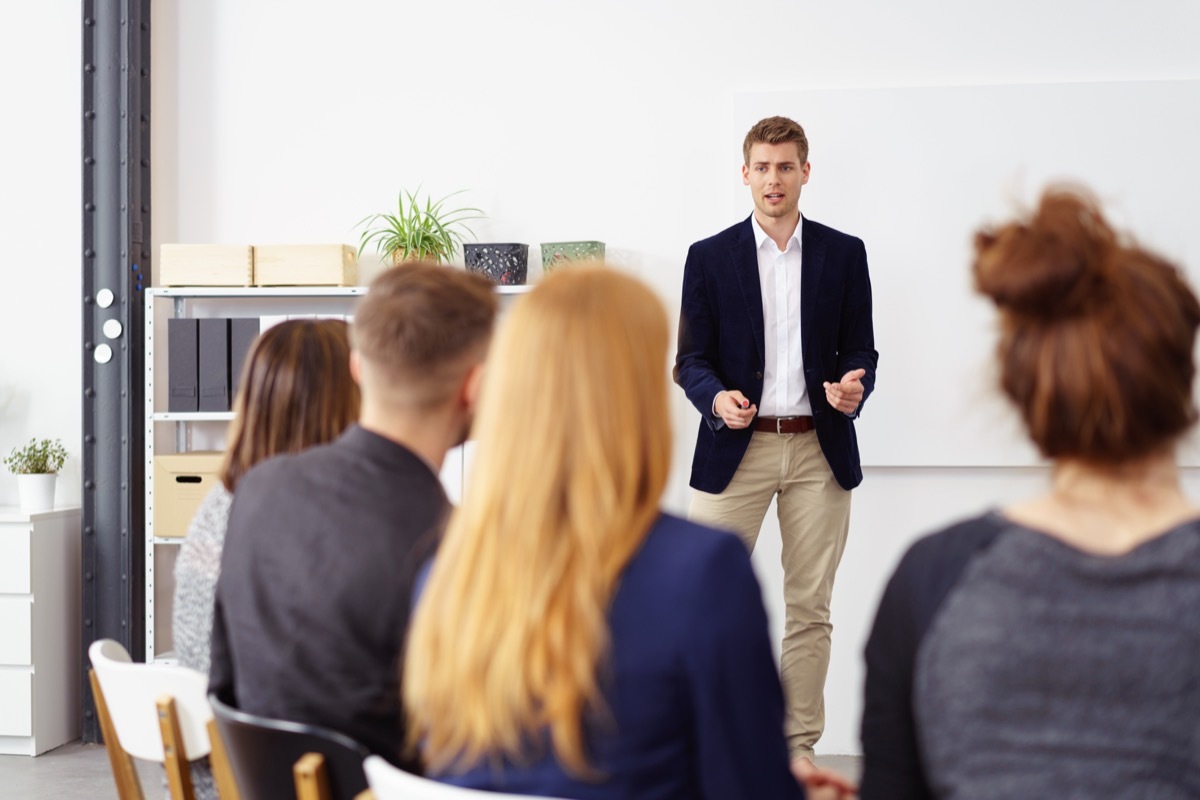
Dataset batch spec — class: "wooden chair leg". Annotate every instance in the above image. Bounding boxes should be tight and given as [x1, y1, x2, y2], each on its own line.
[157, 695, 197, 800]
[89, 668, 145, 800]
[206, 719, 242, 800]
[294, 752, 331, 800]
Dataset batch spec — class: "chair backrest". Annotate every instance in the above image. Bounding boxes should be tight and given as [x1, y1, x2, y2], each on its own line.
[88, 638, 213, 762]
[363, 755, 569, 800]
[209, 691, 370, 800]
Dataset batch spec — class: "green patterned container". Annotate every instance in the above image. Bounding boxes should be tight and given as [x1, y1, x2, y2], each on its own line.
[539, 240, 605, 272]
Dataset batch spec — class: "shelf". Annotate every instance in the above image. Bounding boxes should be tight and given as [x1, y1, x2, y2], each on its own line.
[152, 411, 236, 422]
[153, 537, 186, 546]
[148, 284, 530, 297]
[147, 286, 367, 298]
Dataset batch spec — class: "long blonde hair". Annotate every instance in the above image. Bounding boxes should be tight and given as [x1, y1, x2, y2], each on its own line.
[404, 266, 673, 776]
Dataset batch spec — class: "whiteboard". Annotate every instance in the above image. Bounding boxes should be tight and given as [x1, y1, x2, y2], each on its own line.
[736, 81, 1200, 467]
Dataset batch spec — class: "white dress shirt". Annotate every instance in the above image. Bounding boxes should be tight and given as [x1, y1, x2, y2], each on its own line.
[753, 214, 810, 417]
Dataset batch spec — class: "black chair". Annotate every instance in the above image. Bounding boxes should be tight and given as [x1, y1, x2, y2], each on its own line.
[208, 692, 371, 800]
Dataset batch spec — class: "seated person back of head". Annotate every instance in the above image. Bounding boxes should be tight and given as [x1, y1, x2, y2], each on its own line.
[208, 263, 497, 769]
[860, 187, 1200, 799]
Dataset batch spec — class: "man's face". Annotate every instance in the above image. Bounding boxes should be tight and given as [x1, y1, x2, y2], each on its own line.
[742, 141, 810, 223]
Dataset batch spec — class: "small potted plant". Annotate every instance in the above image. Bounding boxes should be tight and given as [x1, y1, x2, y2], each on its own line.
[356, 188, 484, 265]
[4, 437, 68, 513]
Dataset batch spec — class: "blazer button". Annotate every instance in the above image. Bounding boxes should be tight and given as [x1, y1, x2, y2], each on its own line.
[755, 371, 763, 380]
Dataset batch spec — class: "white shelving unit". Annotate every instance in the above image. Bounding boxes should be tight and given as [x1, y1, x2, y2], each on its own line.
[144, 286, 365, 664]
[143, 282, 532, 663]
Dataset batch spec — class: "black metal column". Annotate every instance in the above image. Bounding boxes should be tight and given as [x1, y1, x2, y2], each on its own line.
[81, 0, 151, 743]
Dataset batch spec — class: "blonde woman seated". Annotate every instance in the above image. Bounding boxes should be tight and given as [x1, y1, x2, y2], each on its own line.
[405, 267, 851, 800]
[860, 188, 1200, 798]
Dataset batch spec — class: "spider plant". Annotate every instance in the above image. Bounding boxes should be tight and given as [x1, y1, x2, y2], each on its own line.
[356, 188, 484, 265]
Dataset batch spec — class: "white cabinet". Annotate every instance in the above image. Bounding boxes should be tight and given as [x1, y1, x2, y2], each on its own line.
[0, 507, 82, 755]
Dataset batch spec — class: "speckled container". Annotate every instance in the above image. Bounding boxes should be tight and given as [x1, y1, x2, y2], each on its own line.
[539, 241, 605, 272]
[464, 243, 529, 285]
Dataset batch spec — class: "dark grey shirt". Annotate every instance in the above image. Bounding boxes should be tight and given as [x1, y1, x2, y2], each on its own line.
[209, 425, 446, 770]
[862, 512, 1200, 799]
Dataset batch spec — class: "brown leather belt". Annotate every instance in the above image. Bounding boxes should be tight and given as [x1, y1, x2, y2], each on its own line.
[753, 415, 815, 434]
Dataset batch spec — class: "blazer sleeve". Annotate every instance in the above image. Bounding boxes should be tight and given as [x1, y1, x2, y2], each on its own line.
[834, 237, 878, 419]
[683, 534, 805, 800]
[674, 243, 730, 429]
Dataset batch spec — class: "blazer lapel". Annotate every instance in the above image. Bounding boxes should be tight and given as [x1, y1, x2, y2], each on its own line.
[800, 218, 825, 362]
[731, 215, 765, 364]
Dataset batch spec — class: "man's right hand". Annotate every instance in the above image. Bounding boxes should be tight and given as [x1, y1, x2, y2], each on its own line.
[715, 390, 757, 429]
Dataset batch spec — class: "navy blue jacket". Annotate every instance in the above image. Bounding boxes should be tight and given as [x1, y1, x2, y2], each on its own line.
[674, 215, 877, 492]
[437, 514, 804, 799]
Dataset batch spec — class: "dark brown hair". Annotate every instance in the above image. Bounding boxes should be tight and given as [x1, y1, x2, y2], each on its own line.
[220, 319, 360, 491]
[973, 186, 1200, 463]
[351, 262, 497, 408]
[743, 116, 809, 166]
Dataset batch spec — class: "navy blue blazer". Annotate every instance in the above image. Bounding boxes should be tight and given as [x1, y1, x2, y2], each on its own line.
[674, 215, 877, 493]
[436, 514, 805, 800]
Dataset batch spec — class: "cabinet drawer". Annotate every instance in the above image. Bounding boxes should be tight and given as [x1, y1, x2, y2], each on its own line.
[0, 526, 31, 594]
[0, 670, 32, 736]
[0, 598, 32, 665]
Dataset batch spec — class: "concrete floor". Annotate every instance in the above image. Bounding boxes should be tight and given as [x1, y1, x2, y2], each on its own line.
[0, 740, 161, 799]
[0, 740, 861, 798]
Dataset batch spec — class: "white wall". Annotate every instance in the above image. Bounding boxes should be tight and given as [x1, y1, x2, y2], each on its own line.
[0, 4, 81, 507]
[6, 0, 1200, 756]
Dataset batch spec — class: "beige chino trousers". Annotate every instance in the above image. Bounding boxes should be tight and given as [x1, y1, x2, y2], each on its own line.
[689, 429, 851, 759]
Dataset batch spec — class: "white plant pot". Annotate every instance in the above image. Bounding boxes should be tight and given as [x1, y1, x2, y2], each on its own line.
[16, 474, 56, 513]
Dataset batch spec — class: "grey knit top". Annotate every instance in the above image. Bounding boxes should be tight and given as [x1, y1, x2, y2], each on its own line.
[862, 511, 1200, 799]
[173, 485, 233, 676]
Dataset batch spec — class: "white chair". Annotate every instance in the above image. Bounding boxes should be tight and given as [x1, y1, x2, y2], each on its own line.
[363, 755, 569, 800]
[88, 638, 239, 800]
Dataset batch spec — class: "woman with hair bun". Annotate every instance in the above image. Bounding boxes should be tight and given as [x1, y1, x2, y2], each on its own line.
[859, 187, 1200, 799]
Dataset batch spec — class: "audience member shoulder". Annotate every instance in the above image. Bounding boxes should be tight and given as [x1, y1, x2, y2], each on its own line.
[889, 512, 1009, 596]
[646, 513, 745, 557]
[636, 514, 754, 589]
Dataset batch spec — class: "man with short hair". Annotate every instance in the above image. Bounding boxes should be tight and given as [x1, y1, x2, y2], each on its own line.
[209, 263, 497, 770]
[674, 115, 878, 768]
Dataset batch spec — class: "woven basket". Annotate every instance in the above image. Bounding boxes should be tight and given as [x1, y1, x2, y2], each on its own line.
[539, 241, 605, 272]
[464, 243, 529, 285]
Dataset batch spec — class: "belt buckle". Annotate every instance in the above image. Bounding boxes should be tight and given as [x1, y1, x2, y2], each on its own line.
[776, 418, 786, 434]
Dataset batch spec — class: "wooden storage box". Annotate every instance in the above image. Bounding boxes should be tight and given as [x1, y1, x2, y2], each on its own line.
[159, 244, 254, 287]
[153, 452, 224, 538]
[253, 244, 358, 287]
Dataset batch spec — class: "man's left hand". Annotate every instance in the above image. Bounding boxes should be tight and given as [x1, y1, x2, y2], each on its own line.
[823, 368, 866, 415]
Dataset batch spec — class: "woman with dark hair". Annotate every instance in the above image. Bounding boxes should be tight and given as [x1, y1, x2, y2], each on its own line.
[859, 187, 1200, 799]
[174, 318, 360, 675]
[168, 319, 359, 800]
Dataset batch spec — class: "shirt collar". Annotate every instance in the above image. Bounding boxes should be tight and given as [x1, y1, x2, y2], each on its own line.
[752, 213, 803, 253]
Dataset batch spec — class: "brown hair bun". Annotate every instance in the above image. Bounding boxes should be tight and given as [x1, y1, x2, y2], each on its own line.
[973, 185, 1200, 463]
[973, 187, 1118, 319]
